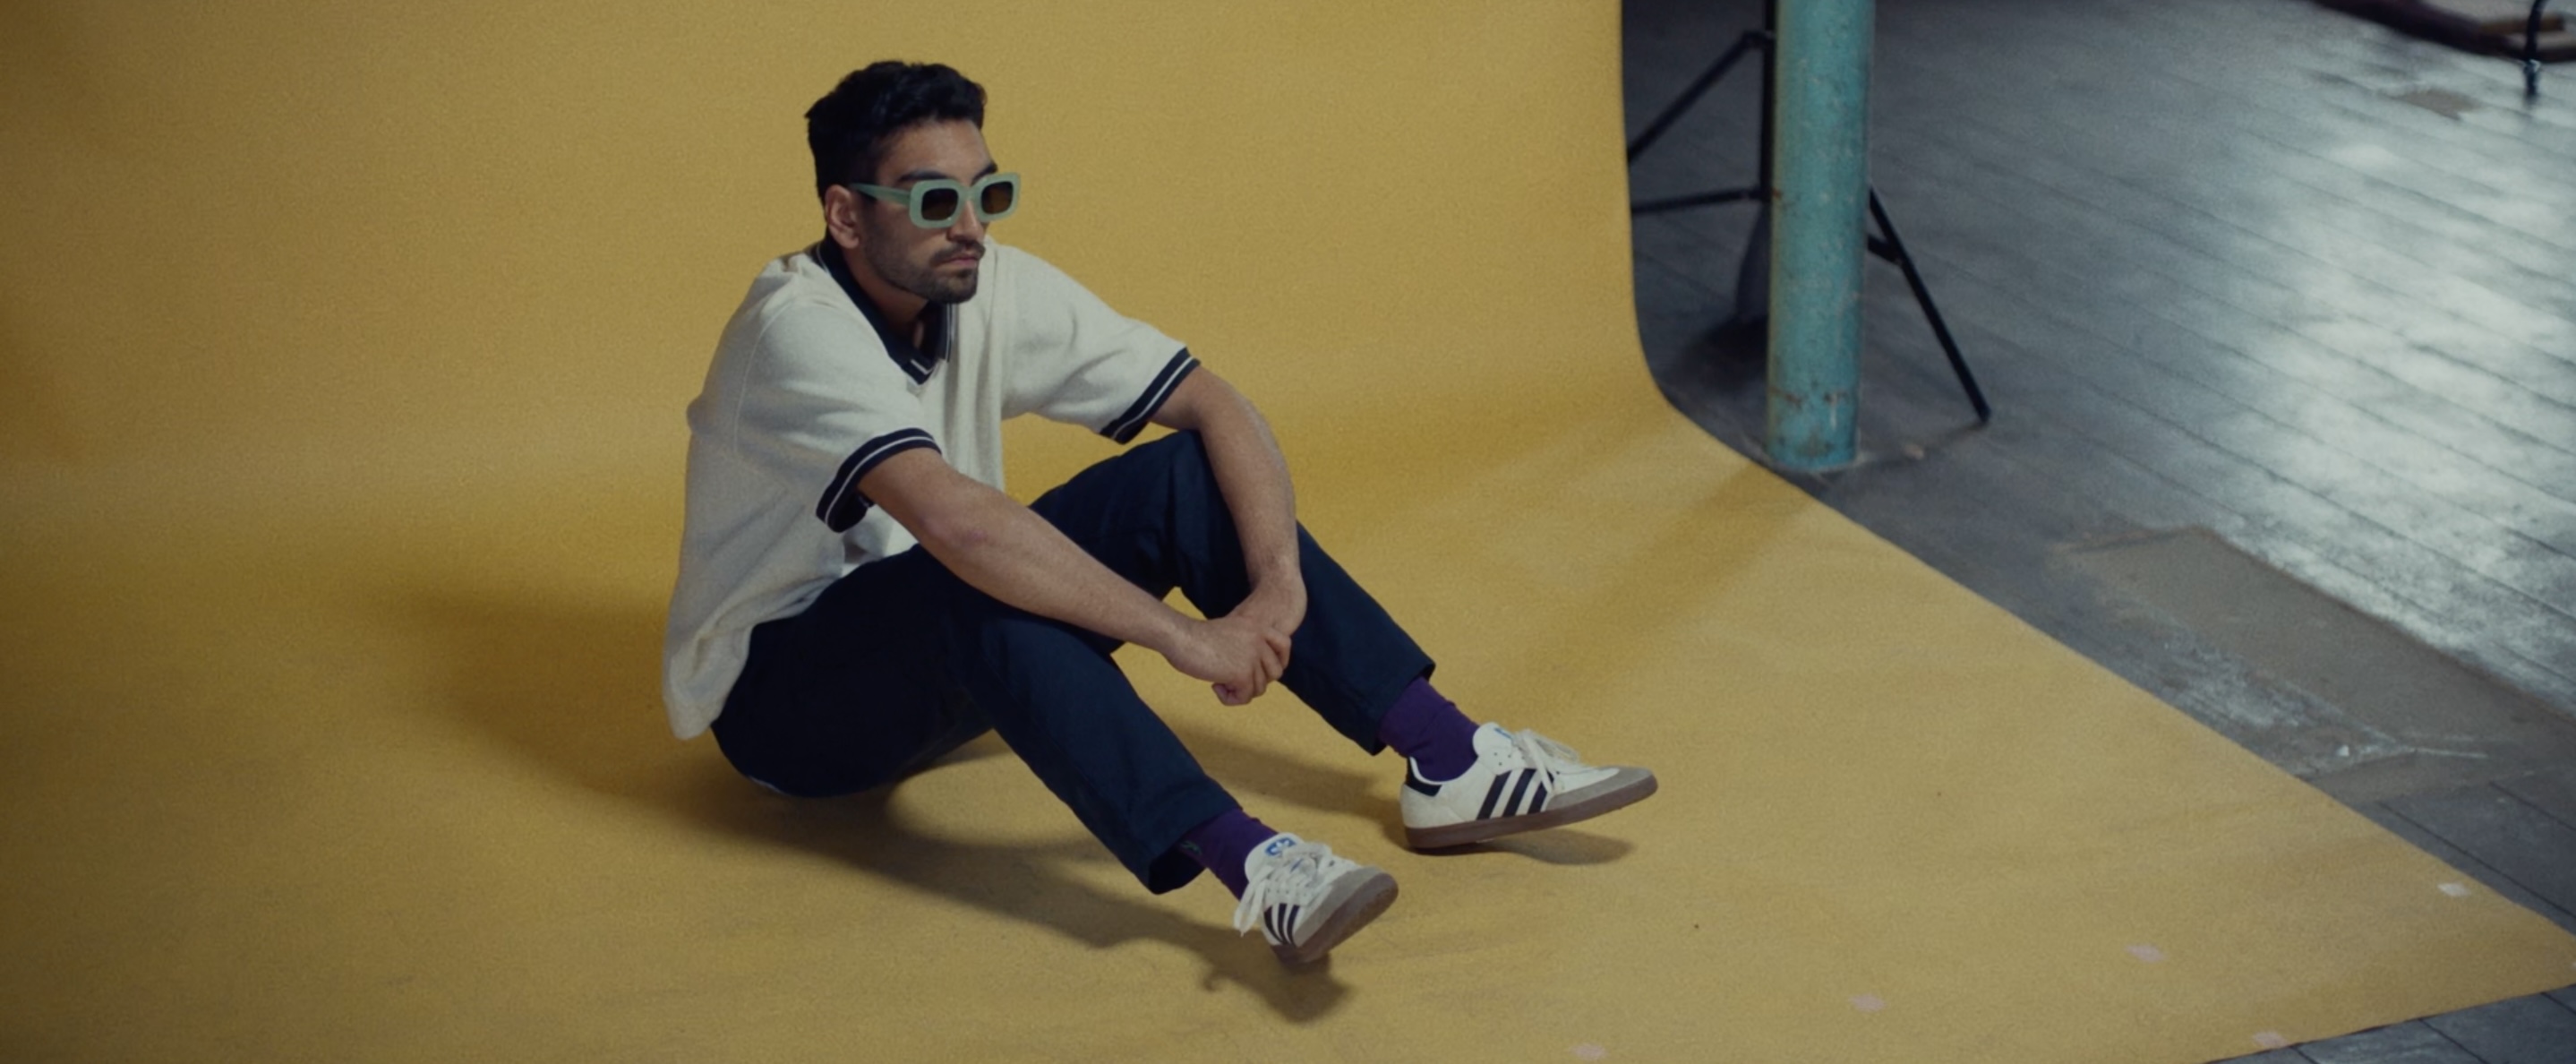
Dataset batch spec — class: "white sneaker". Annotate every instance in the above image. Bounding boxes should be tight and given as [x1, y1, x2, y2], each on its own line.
[1399, 723, 1658, 849]
[1232, 833, 1399, 965]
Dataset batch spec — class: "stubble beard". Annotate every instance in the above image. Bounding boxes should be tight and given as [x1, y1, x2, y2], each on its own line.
[865, 224, 981, 305]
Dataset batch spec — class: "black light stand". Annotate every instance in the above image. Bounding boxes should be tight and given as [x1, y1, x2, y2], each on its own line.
[2529, 0, 2555, 98]
[1628, 0, 1992, 425]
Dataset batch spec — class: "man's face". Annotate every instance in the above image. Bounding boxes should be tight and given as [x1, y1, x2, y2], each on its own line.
[847, 120, 996, 305]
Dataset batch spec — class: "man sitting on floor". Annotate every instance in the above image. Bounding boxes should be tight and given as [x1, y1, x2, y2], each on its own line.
[663, 61, 1657, 965]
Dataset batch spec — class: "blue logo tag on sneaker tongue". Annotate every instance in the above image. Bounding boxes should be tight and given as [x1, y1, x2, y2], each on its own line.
[1262, 836, 1297, 857]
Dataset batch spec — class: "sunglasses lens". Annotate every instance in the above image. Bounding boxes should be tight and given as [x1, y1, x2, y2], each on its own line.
[979, 179, 1016, 218]
[916, 185, 962, 226]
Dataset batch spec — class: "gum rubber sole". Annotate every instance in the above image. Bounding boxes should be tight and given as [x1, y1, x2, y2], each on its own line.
[1271, 870, 1399, 966]
[1404, 768, 1658, 850]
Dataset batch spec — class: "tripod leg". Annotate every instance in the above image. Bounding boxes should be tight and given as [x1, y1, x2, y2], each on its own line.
[2529, 0, 2549, 99]
[1737, 0, 1776, 326]
[1869, 187, 1992, 424]
[1759, 0, 1777, 193]
[1628, 31, 1767, 163]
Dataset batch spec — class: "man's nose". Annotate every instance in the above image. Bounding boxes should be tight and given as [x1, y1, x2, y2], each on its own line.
[949, 204, 986, 243]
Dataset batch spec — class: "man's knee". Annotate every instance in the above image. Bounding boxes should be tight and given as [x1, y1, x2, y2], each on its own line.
[1131, 428, 1212, 483]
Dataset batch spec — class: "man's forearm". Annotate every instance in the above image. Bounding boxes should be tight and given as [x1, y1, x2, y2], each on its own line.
[915, 481, 1189, 653]
[884, 461, 1286, 702]
[1185, 384, 1301, 594]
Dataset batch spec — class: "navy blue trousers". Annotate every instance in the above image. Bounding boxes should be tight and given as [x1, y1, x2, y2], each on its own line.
[710, 432, 1435, 894]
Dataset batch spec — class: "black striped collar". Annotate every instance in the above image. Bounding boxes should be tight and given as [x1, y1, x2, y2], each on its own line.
[812, 236, 948, 385]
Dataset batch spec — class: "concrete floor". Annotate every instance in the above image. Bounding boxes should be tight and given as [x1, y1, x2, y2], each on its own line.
[1622, 0, 2576, 1059]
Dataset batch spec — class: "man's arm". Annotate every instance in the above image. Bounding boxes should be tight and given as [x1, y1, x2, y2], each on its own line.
[1149, 370, 1305, 639]
[860, 448, 1290, 704]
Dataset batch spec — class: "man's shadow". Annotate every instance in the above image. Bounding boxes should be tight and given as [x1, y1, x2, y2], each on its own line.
[401, 590, 1356, 1021]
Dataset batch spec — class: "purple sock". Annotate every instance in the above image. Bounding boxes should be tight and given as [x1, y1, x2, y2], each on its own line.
[1178, 809, 1279, 897]
[1377, 676, 1480, 782]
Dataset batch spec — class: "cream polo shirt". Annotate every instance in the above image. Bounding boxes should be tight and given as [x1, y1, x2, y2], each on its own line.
[661, 239, 1197, 739]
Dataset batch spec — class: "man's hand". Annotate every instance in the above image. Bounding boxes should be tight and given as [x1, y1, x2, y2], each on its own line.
[1162, 614, 1292, 706]
[1208, 579, 1304, 704]
[1230, 579, 1307, 644]
[1150, 370, 1305, 703]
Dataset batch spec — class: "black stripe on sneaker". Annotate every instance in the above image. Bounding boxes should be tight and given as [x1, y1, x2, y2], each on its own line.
[1505, 768, 1536, 818]
[1285, 905, 1301, 942]
[1265, 907, 1281, 943]
[1405, 763, 1442, 796]
[1477, 774, 1511, 819]
[1531, 780, 1549, 812]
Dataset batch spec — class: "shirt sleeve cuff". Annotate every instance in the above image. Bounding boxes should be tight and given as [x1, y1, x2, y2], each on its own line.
[1100, 348, 1200, 444]
[815, 428, 940, 532]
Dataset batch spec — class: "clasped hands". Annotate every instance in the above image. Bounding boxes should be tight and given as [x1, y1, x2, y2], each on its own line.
[1161, 579, 1306, 707]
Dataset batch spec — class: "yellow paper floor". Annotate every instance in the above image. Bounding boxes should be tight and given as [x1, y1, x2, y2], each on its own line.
[4, 3, 2571, 1061]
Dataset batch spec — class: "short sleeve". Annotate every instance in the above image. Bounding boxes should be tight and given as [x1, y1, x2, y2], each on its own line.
[997, 248, 1197, 443]
[723, 301, 942, 533]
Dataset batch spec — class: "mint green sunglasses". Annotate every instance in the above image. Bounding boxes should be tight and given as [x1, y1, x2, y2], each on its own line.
[851, 172, 1021, 228]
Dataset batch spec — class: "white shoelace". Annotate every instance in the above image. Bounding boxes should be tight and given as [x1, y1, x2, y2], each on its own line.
[1509, 728, 1590, 785]
[1232, 838, 1357, 939]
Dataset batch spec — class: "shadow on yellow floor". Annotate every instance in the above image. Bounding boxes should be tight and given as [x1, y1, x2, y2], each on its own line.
[399, 588, 1377, 1021]
[397, 576, 1639, 1025]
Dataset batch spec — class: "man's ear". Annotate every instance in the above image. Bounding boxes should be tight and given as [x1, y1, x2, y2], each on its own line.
[823, 184, 865, 252]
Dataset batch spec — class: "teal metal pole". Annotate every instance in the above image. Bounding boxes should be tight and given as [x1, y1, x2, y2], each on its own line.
[1765, 0, 1873, 471]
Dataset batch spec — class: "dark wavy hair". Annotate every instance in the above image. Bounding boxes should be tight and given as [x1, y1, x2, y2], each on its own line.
[804, 62, 988, 200]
